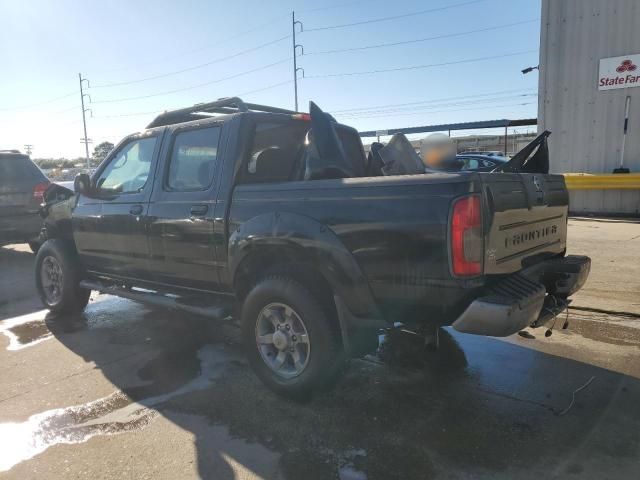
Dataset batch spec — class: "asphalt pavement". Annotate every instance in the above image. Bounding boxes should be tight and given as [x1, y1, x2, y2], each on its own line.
[0, 218, 639, 480]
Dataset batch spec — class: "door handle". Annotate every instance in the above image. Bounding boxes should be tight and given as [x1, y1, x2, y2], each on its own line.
[190, 204, 208, 216]
[129, 204, 143, 215]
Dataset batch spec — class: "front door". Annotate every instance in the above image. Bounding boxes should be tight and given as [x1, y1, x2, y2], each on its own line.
[73, 133, 162, 280]
[147, 124, 224, 291]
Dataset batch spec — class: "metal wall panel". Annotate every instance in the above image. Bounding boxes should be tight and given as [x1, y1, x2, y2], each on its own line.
[539, 0, 640, 214]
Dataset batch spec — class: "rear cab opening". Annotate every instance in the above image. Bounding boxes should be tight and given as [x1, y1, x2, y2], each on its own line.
[450, 172, 590, 337]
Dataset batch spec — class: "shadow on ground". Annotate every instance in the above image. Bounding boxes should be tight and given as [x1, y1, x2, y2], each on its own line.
[11, 298, 635, 480]
[0, 246, 41, 318]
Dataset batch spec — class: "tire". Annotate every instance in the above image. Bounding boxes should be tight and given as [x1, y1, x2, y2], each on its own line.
[28, 241, 41, 254]
[241, 276, 345, 399]
[35, 239, 91, 314]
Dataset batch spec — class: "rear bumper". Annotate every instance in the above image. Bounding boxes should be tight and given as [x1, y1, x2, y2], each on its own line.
[452, 255, 591, 337]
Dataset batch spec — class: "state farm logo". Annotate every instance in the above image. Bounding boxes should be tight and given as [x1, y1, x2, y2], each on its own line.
[616, 59, 637, 73]
[599, 55, 640, 90]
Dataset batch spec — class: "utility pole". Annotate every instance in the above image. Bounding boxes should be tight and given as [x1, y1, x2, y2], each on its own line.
[292, 12, 304, 111]
[23, 144, 33, 156]
[78, 73, 92, 169]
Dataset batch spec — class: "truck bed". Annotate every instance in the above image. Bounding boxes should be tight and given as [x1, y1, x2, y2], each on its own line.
[229, 171, 569, 325]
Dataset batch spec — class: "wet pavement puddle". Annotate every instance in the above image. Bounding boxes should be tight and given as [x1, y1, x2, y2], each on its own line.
[0, 344, 240, 472]
[0, 296, 150, 351]
[0, 310, 53, 350]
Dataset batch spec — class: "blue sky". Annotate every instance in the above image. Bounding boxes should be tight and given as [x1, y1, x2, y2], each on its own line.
[0, 0, 541, 158]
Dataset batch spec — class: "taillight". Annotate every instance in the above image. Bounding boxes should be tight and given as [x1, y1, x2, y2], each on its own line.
[291, 113, 311, 121]
[450, 195, 482, 277]
[32, 182, 49, 203]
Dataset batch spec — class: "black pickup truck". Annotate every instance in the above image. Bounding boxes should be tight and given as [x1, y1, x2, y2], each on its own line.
[36, 97, 590, 398]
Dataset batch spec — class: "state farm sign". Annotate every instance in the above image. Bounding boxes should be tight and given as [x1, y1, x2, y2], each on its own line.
[599, 54, 640, 90]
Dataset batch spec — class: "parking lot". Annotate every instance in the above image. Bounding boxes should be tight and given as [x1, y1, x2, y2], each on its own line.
[0, 217, 639, 480]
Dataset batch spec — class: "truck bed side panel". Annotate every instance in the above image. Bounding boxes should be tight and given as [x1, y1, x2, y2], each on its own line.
[229, 174, 481, 322]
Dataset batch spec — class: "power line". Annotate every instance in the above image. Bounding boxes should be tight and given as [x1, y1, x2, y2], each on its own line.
[91, 34, 291, 88]
[91, 57, 292, 104]
[94, 110, 164, 119]
[0, 91, 76, 112]
[304, 0, 486, 32]
[97, 134, 131, 138]
[339, 97, 536, 116]
[91, 80, 294, 121]
[63, 118, 84, 126]
[334, 92, 537, 114]
[330, 88, 536, 113]
[306, 19, 538, 55]
[53, 104, 82, 114]
[298, 0, 374, 13]
[238, 79, 293, 97]
[339, 94, 536, 117]
[90, 13, 290, 75]
[305, 50, 538, 78]
[96, 89, 536, 123]
[336, 95, 538, 117]
[336, 101, 536, 120]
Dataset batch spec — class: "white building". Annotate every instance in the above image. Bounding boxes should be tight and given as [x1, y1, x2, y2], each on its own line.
[539, 0, 640, 214]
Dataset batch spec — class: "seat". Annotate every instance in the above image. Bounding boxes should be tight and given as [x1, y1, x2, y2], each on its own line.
[253, 147, 296, 183]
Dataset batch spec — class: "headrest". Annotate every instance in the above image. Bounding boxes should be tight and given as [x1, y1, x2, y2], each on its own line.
[253, 147, 291, 182]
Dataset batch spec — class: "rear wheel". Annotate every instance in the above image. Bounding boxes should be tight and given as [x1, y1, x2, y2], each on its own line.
[241, 277, 344, 399]
[35, 239, 90, 314]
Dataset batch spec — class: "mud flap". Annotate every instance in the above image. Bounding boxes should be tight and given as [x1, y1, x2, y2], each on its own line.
[334, 295, 385, 358]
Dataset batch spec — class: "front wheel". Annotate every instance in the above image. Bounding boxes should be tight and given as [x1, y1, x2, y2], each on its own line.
[35, 239, 90, 314]
[241, 277, 345, 399]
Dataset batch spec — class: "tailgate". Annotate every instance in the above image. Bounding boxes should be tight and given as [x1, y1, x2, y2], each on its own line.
[480, 173, 568, 275]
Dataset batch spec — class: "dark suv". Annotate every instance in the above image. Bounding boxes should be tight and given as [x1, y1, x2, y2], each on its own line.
[0, 150, 49, 252]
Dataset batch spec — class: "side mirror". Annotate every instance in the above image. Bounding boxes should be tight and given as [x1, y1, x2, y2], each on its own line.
[74, 173, 92, 196]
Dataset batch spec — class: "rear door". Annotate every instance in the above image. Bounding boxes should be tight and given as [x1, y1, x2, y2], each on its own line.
[73, 133, 163, 279]
[146, 122, 225, 291]
[481, 172, 568, 274]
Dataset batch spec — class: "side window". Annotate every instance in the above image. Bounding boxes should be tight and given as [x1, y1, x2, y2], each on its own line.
[96, 137, 157, 194]
[482, 160, 496, 168]
[166, 126, 220, 191]
[463, 158, 480, 170]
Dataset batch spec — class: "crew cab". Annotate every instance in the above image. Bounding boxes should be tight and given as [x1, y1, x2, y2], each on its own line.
[36, 97, 590, 398]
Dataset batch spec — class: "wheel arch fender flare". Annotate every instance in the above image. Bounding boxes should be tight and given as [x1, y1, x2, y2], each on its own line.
[228, 211, 376, 317]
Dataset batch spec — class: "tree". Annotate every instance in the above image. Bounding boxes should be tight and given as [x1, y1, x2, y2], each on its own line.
[34, 158, 75, 170]
[92, 142, 114, 164]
